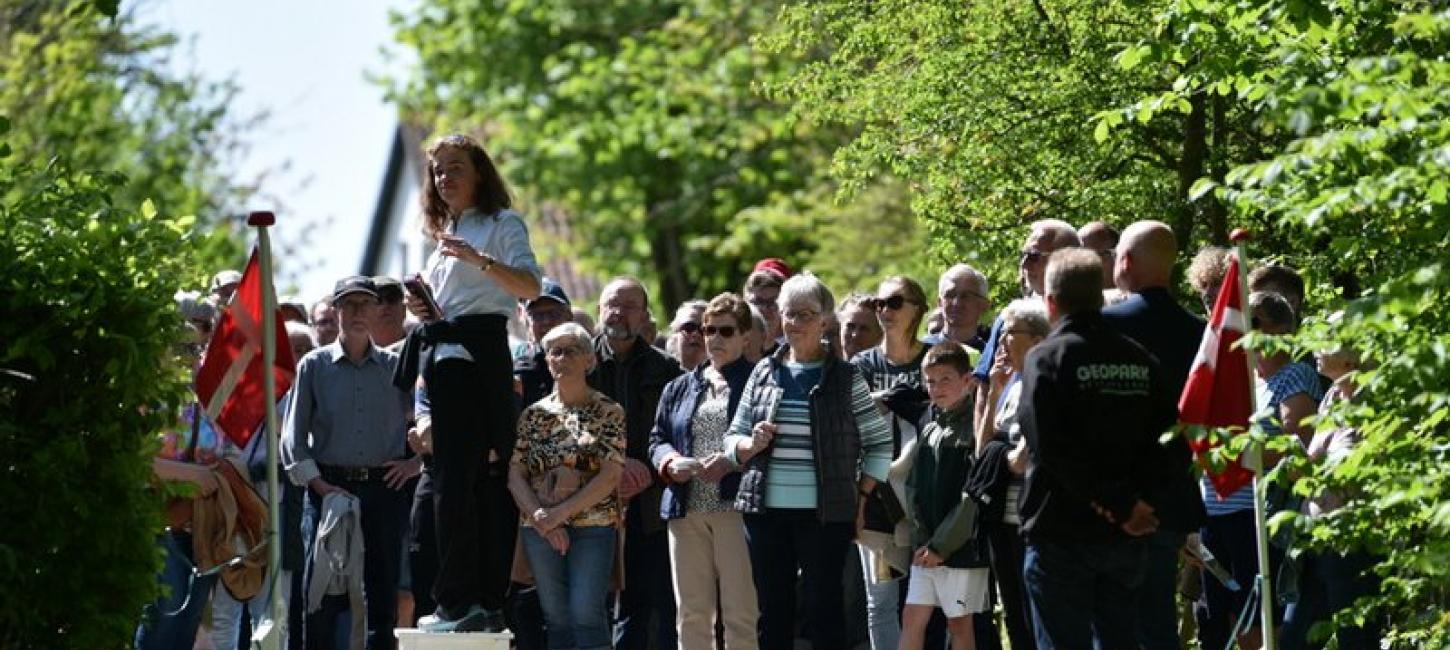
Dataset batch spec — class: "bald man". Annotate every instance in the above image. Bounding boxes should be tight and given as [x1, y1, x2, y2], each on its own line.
[1101, 220, 1208, 649]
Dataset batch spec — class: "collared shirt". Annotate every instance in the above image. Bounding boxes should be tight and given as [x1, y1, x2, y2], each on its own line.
[282, 341, 411, 486]
[425, 207, 542, 318]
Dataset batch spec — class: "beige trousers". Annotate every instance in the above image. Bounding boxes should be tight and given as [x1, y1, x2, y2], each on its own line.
[667, 510, 759, 650]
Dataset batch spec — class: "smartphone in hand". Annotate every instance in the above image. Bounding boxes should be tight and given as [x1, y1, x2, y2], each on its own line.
[404, 273, 444, 320]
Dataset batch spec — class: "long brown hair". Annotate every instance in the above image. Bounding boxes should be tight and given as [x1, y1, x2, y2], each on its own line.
[880, 275, 929, 336]
[420, 134, 513, 238]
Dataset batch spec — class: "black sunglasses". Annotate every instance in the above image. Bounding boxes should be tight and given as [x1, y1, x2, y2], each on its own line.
[701, 325, 737, 338]
[869, 295, 912, 311]
[676, 321, 702, 335]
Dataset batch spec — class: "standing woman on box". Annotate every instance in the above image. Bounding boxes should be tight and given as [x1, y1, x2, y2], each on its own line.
[396, 134, 542, 632]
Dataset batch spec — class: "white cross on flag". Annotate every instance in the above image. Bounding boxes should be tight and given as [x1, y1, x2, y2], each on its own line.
[1179, 250, 1256, 499]
[194, 249, 295, 448]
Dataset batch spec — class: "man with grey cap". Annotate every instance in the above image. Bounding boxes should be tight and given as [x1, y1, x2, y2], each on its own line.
[283, 275, 417, 650]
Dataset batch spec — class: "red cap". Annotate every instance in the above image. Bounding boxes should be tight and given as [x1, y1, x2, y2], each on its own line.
[752, 257, 792, 279]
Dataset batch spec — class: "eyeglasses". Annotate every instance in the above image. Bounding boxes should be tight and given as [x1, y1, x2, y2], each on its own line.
[675, 321, 702, 335]
[1020, 249, 1047, 266]
[782, 309, 820, 323]
[546, 345, 588, 359]
[941, 289, 986, 302]
[869, 294, 914, 312]
[702, 325, 738, 338]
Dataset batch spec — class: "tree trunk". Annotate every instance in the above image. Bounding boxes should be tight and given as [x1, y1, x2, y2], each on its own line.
[1175, 90, 1208, 251]
[648, 218, 689, 315]
[1206, 94, 1230, 244]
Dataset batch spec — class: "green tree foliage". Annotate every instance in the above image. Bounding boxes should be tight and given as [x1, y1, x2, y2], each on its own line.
[0, 0, 251, 280]
[1112, 1, 1448, 644]
[756, 0, 1315, 305]
[385, 0, 866, 310]
[1, 2, 267, 644]
[0, 129, 199, 646]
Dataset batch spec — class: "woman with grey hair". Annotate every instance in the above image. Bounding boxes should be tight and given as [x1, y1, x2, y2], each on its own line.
[975, 297, 1049, 650]
[508, 322, 626, 650]
[724, 272, 895, 650]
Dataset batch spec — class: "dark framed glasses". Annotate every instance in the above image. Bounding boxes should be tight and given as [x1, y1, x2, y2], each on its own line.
[1020, 249, 1047, 266]
[702, 325, 737, 338]
[676, 321, 702, 335]
[869, 295, 911, 312]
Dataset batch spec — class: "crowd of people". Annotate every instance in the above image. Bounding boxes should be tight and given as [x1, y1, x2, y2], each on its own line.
[137, 134, 1379, 650]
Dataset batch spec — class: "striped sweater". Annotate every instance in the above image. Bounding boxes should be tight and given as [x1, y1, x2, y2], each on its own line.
[725, 359, 894, 509]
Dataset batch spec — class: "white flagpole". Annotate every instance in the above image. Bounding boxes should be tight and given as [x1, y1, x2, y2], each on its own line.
[250, 211, 284, 650]
[1230, 228, 1276, 649]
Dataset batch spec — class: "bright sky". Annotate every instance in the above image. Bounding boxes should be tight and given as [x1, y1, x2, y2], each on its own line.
[144, 0, 415, 303]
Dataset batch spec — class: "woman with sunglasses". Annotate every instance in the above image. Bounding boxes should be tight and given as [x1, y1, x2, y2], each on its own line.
[849, 275, 931, 650]
[648, 293, 760, 649]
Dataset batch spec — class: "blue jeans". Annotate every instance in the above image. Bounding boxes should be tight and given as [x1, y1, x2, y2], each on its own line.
[1023, 538, 1146, 650]
[1136, 530, 1186, 649]
[521, 525, 616, 650]
[857, 544, 902, 650]
[135, 531, 218, 650]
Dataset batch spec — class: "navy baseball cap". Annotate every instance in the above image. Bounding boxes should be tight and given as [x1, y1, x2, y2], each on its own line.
[525, 277, 571, 309]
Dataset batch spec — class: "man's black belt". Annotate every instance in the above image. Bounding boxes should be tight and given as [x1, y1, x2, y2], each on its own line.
[320, 464, 391, 482]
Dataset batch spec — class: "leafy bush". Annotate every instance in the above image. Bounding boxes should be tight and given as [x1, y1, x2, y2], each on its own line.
[0, 120, 203, 645]
[1111, 0, 1450, 644]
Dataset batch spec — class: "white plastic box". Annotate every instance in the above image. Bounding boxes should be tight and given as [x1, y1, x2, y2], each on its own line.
[395, 629, 513, 650]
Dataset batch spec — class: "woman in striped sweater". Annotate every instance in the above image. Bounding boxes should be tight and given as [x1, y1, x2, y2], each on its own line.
[725, 272, 895, 650]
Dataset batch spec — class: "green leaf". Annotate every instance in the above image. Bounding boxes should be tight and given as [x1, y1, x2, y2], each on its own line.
[1094, 118, 1112, 143]
[1118, 44, 1151, 70]
[1188, 178, 1218, 202]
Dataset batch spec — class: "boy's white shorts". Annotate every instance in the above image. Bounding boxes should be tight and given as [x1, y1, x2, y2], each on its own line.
[905, 565, 991, 619]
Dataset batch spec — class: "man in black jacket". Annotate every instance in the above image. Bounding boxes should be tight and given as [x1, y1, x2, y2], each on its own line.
[1102, 220, 1210, 649]
[588, 277, 684, 650]
[1017, 249, 1178, 649]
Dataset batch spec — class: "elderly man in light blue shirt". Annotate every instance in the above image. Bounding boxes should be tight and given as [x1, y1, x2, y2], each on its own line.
[284, 275, 417, 650]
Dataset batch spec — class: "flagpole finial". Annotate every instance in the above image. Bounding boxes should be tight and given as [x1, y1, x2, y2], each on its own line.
[1229, 229, 1252, 243]
[247, 211, 276, 227]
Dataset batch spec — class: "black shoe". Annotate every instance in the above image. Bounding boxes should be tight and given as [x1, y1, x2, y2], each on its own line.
[480, 608, 507, 633]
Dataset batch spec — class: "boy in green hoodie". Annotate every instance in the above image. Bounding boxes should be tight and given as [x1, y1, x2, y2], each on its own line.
[901, 342, 991, 650]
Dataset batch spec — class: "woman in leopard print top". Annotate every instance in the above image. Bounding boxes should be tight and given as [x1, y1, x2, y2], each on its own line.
[508, 322, 624, 650]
